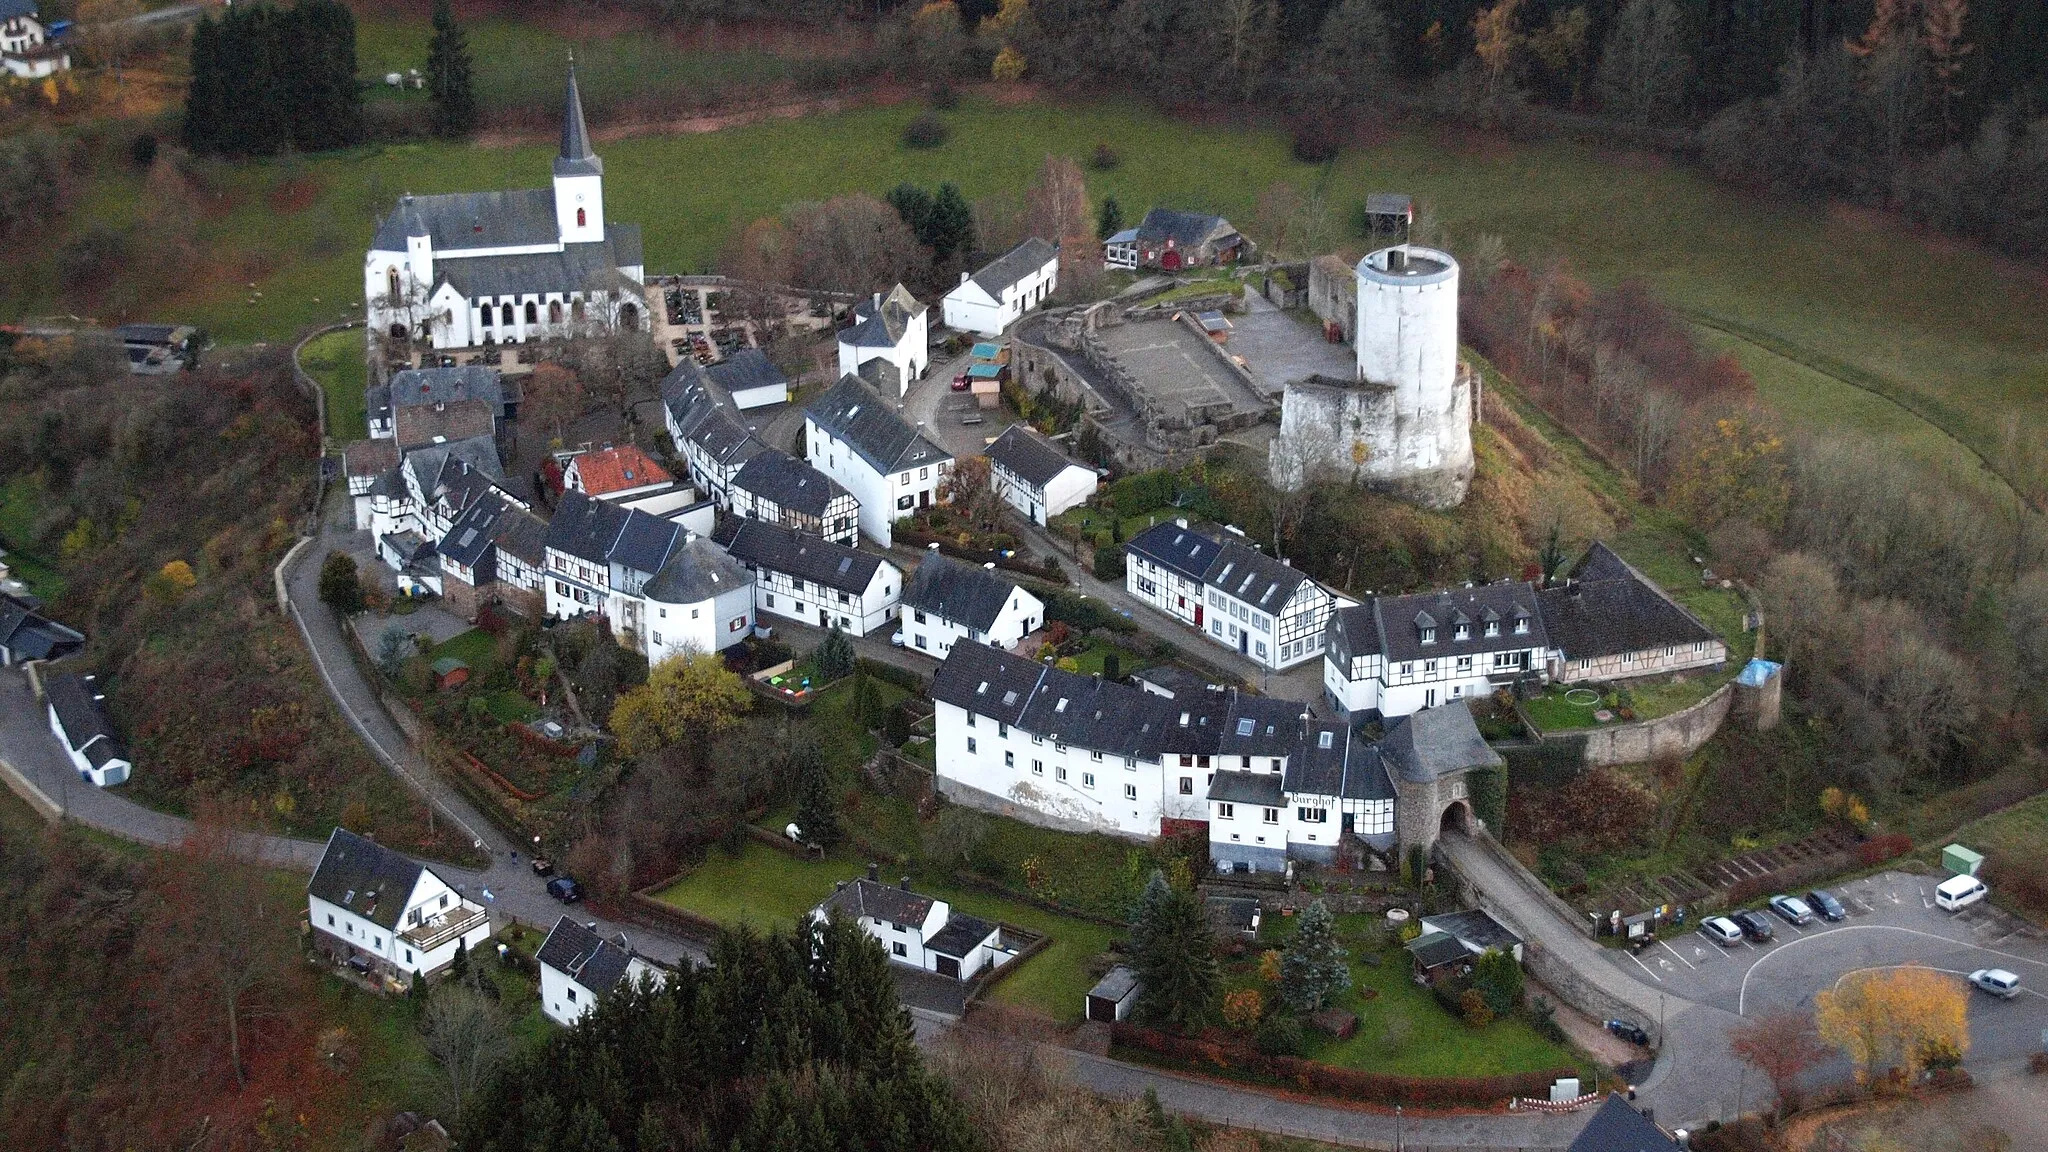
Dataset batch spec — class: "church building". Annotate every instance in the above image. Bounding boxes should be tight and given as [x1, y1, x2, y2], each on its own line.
[363, 63, 646, 352]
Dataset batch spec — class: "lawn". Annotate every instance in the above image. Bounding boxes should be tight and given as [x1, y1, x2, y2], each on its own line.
[430, 627, 500, 676]
[298, 327, 370, 441]
[13, 88, 2044, 494]
[651, 839, 1115, 1020]
[0, 475, 65, 600]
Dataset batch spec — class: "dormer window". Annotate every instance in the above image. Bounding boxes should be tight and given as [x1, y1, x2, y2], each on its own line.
[1420, 627, 1436, 645]
[1514, 615, 1530, 634]
[1454, 623, 1469, 640]
[1485, 621, 1499, 637]
[1318, 731, 1334, 749]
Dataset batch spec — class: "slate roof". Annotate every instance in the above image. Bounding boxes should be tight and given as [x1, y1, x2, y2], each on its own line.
[492, 505, 550, 565]
[666, 378, 766, 470]
[0, 2, 42, 26]
[967, 237, 1057, 300]
[704, 347, 788, 397]
[805, 375, 951, 475]
[389, 365, 504, 413]
[1208, 769, 1285, 806]
[439, 494, 509, 568]
[434, 232, 643, 299]
[1379, 704, 1503, 784]
[43, 672, 122, 761]
[553, 65, 602, 178]
[536, 916, 641, 998]
[372, 188, 560, 254]
[308, 828, 426, 932]
[343, 438, 400, 479]
[1569, 1094, 1679, 1152]
[1124, 521, 1222, 582]
[723, 519, 882, 594]
[1423, 909, 1523, 953]
[606, 510, 686, 577]
[573, 445, 672, 497]
[924, 911, 997, 958]
[1089, 965, 1139, 1003]
[1216, 694, 1311, 758]
[1324, 604, 1379, 668]
[641, 537, 750, 605]
[1538, 544, 1718, 661]
[1206, 541, 1313, 615]
[1017, 663, 1173, 760]
[1273, 717, 1350, 798]
[1364, 192, 1413, 218]
[0, 592, 83, 662]
[928, 639, 1046, 727]
[405, 435, 508, 498]
[1405, 930, 1470, 971]
[819, 877, 935, 927]
[1206, 896, 1261, 932]
[394, 399, 496, 451]
[1339, 744, 1395, 802]
[1368, 582, 1546, 664]
[1135, 208, 1237, 249]
[732, 450, 847, 518]
[545, 490, 632, 565]
[902, 555, 1018, 632]
[986, 424, 1084, 489]
[842, 284, 926, 349]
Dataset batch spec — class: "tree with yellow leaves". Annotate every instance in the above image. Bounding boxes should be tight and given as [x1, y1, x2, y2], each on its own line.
[1815, 965, 1969, 1084]
[991, 45, 1026, 82]
[1665, 408, 1790, 533]
[1471, 0, 1525, 108]
[609, 651, 750, 760]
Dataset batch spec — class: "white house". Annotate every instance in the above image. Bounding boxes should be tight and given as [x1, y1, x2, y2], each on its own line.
[363, 65, 646, 352]
[535, 915, 665, 1027]
[0, 0, 68, 79]
[814, 869, 1012, 981]
[661, 360, 770, 507]
[702, 347, 789, 410]
[727, 450, 859, 547]
[542, 489, 694, 638]
[42, 671, 130, 788]
[636, 536, 755, 661]
[940, 238, 1059, 337]
[722, 519, 901, 637]
[367, 365, 509, 442]
[835, 284, 928, 394]
[1124, 521, 1339, 671]
[307, 828, 494, 985]
[365, 436, 529, 595]
[563, 444, 676, 503]
[804, 373, 953, 548]
[0, 590, 83, 666]
[983, 424, 1096, 525]
[898, 554, 1042, 659]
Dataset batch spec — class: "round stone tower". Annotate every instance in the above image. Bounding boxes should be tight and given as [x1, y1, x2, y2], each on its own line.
[1269, 244, 1474, 508]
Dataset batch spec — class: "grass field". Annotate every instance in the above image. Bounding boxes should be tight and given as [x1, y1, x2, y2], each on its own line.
[0, 475, 65, 600]
[299, 328, 370, 441]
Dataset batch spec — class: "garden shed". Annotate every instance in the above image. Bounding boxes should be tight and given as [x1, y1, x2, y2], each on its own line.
[1085, 965, 1139, 1023]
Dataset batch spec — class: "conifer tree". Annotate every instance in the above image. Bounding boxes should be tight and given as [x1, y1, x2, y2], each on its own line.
[1130, 880, 1219, 1034]
[426, 0, 479, 139]
[181, 15, 226, 153]
[792, 744, 841, 851]
[1097, 195, 1125, 240]
[1280, 898, 1352, 1012]
[928, 182, 975, 262]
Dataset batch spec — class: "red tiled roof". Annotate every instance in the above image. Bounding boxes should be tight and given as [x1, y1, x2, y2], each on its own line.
[571, 446, 672, 496]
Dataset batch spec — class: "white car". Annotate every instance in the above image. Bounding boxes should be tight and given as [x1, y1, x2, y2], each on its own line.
[1702, 916, 1744, 946]
[890, 631, 906, 647]
[1970, 969, 2021, 998]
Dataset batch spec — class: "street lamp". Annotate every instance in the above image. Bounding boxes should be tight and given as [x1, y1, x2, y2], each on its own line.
[1394, 1104, 1402, 1152]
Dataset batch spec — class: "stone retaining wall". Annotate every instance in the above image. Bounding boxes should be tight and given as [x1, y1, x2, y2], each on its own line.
[1526, 680, 1734, 768]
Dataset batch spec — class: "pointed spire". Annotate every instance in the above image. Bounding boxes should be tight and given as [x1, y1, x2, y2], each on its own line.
[554, 55, 602, 178]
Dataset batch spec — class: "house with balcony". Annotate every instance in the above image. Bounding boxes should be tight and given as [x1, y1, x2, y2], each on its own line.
[306, 828, 494, 987]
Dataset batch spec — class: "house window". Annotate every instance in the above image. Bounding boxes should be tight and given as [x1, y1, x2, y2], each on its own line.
[967, 737, 977, 754]
[1515, 617, 1529, 634]
[405, 948, 414, 963]
[919, 467, 929, 480]
[386, 266, 401, 300]
[1091, 750, 1103, 762]
[1400, 662, 1413, 676]
[501, 302, 514, 326]
[1125, 784, 1138, 800]
[966, 713, 977, 728]
[1455, 623, 1469, 640]
[998, 723, 1008, 738]
[1486, 621, 1499, 636]
[327, 913, 335, 926]
[766, 593, 776, 607]
[1424, 659, 1437, 674]
[1083, 773, 1095, 788]
[1033, 759, 1043, 775]
[652, 632, 663, 646]
[1217, 803, 1235, 819]
[1004, 751, 1014, 767]
[1420, 627, 1436, 644]
[567, 987, 578, 1003]
[1298, 807, 1327, 823]
[1056, 766, 1068, 782]
[550, 300, 563, 323]
[893, 942, 907, 957]
[914, 609, 927, 624]
[1262, 808, 1279, 825]
[1457, 656, 1473, 671]
[1180, 777, 1193, 794]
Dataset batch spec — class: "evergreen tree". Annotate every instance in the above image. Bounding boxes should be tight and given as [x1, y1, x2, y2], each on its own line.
[1096, 194, 1124, 240]
[1597, 0, 1691, 130]
[182, 15, 226, 153]
[447, 938, 470, 984]
[1280, 898, 1352, 1012]
[1130, 881, 1219, 1034]
[426, 0, 479, 138]
[928, 182, 975, 262]
[792, 744, 841, 850]
[814, 626, 856, 682]
[286, 0, 365, 152]
[1472, 947, 1524, 1015]
[886, 183, 937, 246]
[1128, 869, 1171, 949]
[317, 549, 363, 616]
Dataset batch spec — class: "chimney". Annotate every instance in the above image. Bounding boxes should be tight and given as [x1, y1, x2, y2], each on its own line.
[835, 880, 848, 891]
[1388, 247, 1407, 274]
[899, 876, 912, 892]
[867, 862, 880, 882]
[873, 292, 882, 310]
[960, 271, 970, 284]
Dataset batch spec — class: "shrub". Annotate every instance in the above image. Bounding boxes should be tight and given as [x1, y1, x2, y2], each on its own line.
[1093, 545, 1127, 581]
[1853, 833, 1912, 867]
[1221, 988, 1264, 1032]
[1114, 1022, 1566, 1106]
[927, 81, 959, 110]
[903, 113, 950, 149]
[1091, 141, 1122, 170]
[1459, 988, 1495, 1027]
[1253, 1013, 1304, 1056]
[130, 133, 158, 169]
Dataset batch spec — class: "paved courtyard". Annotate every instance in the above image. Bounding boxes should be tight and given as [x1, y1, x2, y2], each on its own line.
[1227, 291, 1355, 398]
[1094, 317, 1268, 423]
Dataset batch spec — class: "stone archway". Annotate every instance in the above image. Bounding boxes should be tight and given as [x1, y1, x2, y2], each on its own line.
[1439, 799, 1472, 836]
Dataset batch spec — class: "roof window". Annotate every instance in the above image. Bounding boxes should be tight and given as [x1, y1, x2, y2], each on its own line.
[1236, 718, 1255, 736]
[1318, 731, 1334, 749]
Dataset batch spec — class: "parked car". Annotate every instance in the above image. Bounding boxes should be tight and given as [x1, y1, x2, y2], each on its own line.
[890, 631, 906, 647]
[1605, 1019, 1650, 1046]
[1732, 910, 1776, 942]
[1702, 916, 1744, 946]
[1805, 889, 1847, 921]
[1936, 873, 1989, 911]
[950, 373, 970, 391]
[1768, 894, 1815, 926]
[1969, 968, 2021, 998]
[546, 876, 584, 903]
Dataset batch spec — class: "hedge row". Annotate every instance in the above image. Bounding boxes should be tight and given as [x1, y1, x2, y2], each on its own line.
[1034, 584, 1139, 634]
[1111, 1022, 1570, 1107]
[1853, 833, 1912, 867]
[858, 657, 927, 694]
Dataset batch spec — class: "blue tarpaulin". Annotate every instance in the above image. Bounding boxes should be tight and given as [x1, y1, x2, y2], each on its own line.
[1736, 658, 1782, 687]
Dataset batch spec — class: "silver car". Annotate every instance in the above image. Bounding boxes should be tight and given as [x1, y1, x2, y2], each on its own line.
[1702, 916, 1744, 946]
[1970, 969, 2021, 998]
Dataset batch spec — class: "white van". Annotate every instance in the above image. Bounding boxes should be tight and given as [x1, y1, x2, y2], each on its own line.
[1935, 873, 1988, 911]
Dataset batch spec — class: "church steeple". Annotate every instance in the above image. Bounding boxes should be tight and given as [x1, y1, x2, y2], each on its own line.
[553, 55, 603, 178]
[551, 55, 605, 244]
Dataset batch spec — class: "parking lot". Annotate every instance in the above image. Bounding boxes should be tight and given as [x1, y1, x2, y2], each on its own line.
[1606, 870, 2048, 1067]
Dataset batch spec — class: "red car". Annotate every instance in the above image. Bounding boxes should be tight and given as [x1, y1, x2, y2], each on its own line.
[950, 373, 970, 391]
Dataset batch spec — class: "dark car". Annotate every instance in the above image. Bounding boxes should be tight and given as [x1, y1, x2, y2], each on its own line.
[546, 876, 584, 903]
[1605, 1019, 1650, 1046]
[1732, 909, 1776, 942]
[1805, 889, 1847, 921]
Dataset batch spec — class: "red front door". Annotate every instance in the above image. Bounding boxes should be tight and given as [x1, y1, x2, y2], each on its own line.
[1194, 604, 1203, 626]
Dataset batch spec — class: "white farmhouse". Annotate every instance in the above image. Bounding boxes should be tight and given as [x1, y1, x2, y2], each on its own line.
[366, 437, 530, 595]
[1323, 583, 1548, 720]
[804, 374, 953, 548]
[835, 284, 928, 394]
[728, 450, 859, 546]
[1124, 521, 1339, 671]
[661, 360, 771, 506]
[940, 238, 1059, 337]
[0, 0, 68, 78]
[43, 671, 131, 788]
[535, 915, 665, 1027]
[436, 494, 551, 621]
[636, 536, 755, 661]
[700, 347, 789, 411]
[814, 869, 1012, 981]
[363, 66, 646, 352]
[722, 519, 901, 637]
[983, 424, 1097, 525]
[306, 828, 494, 986]
[898, 554, 1042, 659]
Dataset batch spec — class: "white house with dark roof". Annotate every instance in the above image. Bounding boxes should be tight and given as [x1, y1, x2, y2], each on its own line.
[728, 451, 859, 546]
[984, 423, 1096, 525]
[1537, 542, 1726, 682]
[542, 489, 709, 648]
[722, 519, 901, 637]
[898, 554, 1041, 659]
[0, 591, 83, 667]
[307, 828, 493, 985]
[0, 0, 68, 79]
[813, 869, 1012, 981]
[43, 671, 130, 788]
[536, 915, 665, 1027]
[1569, 1094, 1681, 1152]
[366, 436, 530, 594]
[804, 373, 953, 547]
[437, 493, 551, 621]
[660, 358, 771, 506]
[941, 238, 1059, 337]
[363, 65, 645, 352]
[702, 347, 789, 410]
[1124, 520, 1341, 671]
[636, 536, 754, 660]
[835, 284, 928, 393]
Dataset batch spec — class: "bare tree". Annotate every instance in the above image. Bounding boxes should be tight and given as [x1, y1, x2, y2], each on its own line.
[939, 453, 1008, 532]
[524, 362, 587, 445]
[1219, 0, 1277, 101]
[1596, 0, 1688, 130]
[421, 982, 510, 1118]
[1021, 155, 1091, 261]
[1729, 1011, 1828, 1118]
[785, 194, 923, 296]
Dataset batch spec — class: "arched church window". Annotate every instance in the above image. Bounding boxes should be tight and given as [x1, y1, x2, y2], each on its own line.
[576, 208, 586, 228]
[549, 301, 563, 324]
[501, 303, 514, 326]
[525, 301, 537, 324]
[386, 266, 401, 301]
